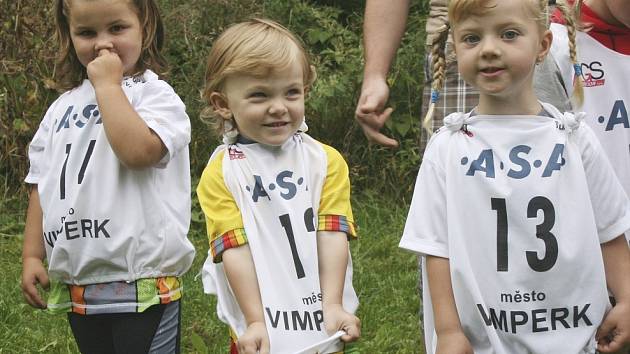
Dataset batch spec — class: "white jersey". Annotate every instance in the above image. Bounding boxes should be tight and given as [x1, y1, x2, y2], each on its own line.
[26, 70, 195, 285]
[550, 23, 630, 206]
[400, 102, 630, 354]
[200, 134, 358, 354]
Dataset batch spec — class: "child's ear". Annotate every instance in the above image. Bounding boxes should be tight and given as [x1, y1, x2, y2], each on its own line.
[304, 65, 317, 96]
[209, 92, 232, 119]
[537, 29, 553, 63]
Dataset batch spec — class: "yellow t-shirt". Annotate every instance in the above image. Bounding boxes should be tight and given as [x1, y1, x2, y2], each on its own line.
[197, 140, 357, 262]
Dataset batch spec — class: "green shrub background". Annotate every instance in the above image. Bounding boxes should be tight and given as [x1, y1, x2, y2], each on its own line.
[1, 0, 428, 199]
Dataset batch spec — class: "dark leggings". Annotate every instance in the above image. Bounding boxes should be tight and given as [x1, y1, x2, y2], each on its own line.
[67, 301, 180, 354]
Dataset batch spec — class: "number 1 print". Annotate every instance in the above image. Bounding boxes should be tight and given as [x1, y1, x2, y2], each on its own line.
[59, 140, 96, 200]
[279, 213, 306, 279]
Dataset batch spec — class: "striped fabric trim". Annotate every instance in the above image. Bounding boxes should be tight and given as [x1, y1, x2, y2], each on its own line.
[318, 215, 357, 238]
[211, 228, 248, 262]
[46, 276, 183, 315]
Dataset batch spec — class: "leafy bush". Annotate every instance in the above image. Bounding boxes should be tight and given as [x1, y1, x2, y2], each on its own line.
[1, 0, 428, 199]
[0, 1, 57, 191]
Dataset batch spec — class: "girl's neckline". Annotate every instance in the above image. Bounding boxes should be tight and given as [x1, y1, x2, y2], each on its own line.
[469, 108, 553, 118]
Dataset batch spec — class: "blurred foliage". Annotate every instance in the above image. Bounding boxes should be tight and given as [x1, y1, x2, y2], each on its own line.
[1, 0, 428, 200]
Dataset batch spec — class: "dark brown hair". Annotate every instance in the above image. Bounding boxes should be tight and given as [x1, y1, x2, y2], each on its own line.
[53, 0, 167, 91]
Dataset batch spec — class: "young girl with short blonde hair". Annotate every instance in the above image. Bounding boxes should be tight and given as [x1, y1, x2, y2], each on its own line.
[198, 18, 360, 354]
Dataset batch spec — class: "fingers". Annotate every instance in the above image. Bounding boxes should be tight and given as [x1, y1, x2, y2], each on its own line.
[356, 93, 385, 116]
[21, 276, 46, 309]
[355, 108, 399, 148]
[340, 317, 361, 342]
[356, 107, 394, 128]
[596, 316, 615, 343]
[238, 339, 269, 354]
[325, 308, 361, 343]
[260, 336, 270, 354]
[21, 260, 49, 309]
[597, 335, 624, 353]
[38, 268, 50, 290]
[97, 48, 111, 57]
[360, 124, 399, 148]
[238, 341, 257, 354]
[22, 285, 43, 308]
[596, 314, 627, 353]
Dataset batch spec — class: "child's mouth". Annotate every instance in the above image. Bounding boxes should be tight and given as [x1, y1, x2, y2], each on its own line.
[481, 67, 504, 74]
[264, 122, 288, 127]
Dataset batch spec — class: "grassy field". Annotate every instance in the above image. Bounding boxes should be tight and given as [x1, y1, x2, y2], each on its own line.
[0, 187, 424, 353]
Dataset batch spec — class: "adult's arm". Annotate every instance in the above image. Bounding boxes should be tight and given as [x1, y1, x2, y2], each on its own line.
[354, 0, 410, 147]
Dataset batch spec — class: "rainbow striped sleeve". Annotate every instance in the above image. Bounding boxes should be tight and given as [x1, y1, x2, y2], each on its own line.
[211, 228, 249, 262]
[318, 215, 357, 239]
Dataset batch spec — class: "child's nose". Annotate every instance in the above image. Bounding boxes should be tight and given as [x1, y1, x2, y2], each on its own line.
[94, 38, 114, 53]
[268, 99, 288, 116]
[480, 38, 501, 58]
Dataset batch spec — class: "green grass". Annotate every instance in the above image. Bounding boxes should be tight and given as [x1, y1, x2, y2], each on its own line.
[0, 188, 424, 353]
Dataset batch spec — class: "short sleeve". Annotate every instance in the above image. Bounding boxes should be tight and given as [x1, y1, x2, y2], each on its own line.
[196, 150, 247, 262]
[318, 144, 357, 238]
[134, 79, 191, 167]
[576, 124, 630, 243]
[25, 96, 62, 184]
[399, 144, 449, 258]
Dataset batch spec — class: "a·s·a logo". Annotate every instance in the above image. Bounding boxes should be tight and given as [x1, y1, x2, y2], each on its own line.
[578, 61, 605, 88]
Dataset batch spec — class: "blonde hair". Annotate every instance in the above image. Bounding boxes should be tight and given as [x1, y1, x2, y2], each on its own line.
[422, 0, 582, 137]
[200, 18, 316, 136]
[555, 0, 584, 106]
[54, 0, 167, 91]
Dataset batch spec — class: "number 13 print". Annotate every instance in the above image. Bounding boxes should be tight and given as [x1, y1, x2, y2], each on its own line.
[491, 196, 559, 272]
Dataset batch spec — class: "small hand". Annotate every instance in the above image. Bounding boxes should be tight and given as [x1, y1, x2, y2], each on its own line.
[435, 330, 473, 354]
[238, 321, 269, 354]
[596, 301, 630, 352]
[87, 48, 124, 89]
[21, 257, 49, 309]
[355, 77, 398, 148]
[323, 304, 361, 342]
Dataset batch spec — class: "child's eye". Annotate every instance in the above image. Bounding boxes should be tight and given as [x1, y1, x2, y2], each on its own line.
[111, 25, 126, 33]
[77, 30, 96, 37]
[462, 34, 480, 45]
[287, 88, 302, 97]
[248, 92, 267, 99]
[502, 30, 520, 40]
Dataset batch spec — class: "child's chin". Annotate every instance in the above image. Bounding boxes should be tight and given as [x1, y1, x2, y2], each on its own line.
[262, 135, 293, 146]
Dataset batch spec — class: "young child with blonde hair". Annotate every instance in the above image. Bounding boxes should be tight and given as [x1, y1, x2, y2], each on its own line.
[197, 18, 360, 354]
[21, 0, 194, 352]
[399, 0, 630, 353]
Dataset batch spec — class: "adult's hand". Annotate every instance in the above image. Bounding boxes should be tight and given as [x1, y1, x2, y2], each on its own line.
[354, 77, 398, 148]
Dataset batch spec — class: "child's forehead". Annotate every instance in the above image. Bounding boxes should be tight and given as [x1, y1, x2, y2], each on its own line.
[67, 0, 136, 15]
[451, 0, 541, 29]
[67, 0, 138, 26]
[451, 0, 538, 21]
[227, 63, 304, 86]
